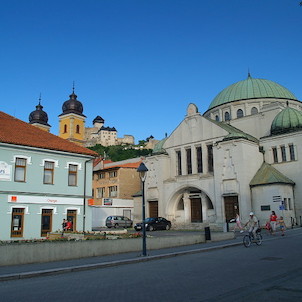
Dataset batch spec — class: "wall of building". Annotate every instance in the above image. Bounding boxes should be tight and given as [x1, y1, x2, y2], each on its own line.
[261, 131, 302, 220]
[0, 143, 94, 240]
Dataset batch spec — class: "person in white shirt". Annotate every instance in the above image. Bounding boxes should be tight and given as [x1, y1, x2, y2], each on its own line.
[245, 212, 258, 239]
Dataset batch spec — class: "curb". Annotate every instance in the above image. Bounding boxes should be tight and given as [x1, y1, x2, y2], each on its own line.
[0, 240, 242, 281]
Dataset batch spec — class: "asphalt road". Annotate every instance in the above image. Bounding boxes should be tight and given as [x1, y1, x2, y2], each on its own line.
[0, 229, 301, 302]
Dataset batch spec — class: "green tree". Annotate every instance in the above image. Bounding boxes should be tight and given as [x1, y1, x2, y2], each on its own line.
[88, 144, 152, 161]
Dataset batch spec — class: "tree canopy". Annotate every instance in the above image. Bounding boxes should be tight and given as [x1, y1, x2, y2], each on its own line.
[88, 144, 152, 162]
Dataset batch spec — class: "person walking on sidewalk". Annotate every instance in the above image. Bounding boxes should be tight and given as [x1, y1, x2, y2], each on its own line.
[278, 216, 286, 236]
[232, 213, 244, 233]
[270, 211, 278, 235]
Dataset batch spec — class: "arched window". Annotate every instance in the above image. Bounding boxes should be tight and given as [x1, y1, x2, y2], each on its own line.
[215, 115, 220, 121]
[64, 124, 67, 133]
[224, 111, 231, 121]
[76, 125, 80, 134]
[236, 109, 244, 118]
[251, 107, 258, 115]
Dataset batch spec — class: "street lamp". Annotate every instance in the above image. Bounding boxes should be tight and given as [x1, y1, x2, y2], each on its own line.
[137, 162, 148, 256]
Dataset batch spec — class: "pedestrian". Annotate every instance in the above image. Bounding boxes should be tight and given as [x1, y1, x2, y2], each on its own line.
[66, 219, 73, 231]
[270, 211, 278, 235]
[232, 213, 244, 233]
[278, 216, 286, 236]
[62, 219, 67, 231]
[265, 220, 272, 234]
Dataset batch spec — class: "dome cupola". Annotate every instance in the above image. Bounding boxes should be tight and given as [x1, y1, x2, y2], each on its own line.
[29, 99, 50, 127]
[208, 74, 298, 110]
[271, 104, 302, 135]
[60, 87, 85, 117]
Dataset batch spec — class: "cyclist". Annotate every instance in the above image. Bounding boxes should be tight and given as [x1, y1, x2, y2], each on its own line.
[244, 212, 258, 239]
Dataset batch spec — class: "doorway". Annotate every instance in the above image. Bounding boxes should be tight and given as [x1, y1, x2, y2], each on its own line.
[41, 209, 53, 237]
[224, 196, 239, 222]
[191, 198, 202, 222]
[149, 201, 158, 218]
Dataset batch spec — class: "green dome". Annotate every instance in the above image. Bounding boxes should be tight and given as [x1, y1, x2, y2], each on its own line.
[152, 138, 167, 154]
[208, 74, 297, 110]
[271, 106, 302, 135]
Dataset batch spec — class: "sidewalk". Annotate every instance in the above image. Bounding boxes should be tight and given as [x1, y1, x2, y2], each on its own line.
[0, 229, 289, 281]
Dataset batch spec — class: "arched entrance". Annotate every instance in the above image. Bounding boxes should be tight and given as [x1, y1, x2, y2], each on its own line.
[168, 187, 214, 226]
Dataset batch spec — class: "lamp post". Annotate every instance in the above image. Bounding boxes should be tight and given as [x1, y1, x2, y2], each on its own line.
[137, 162, 148, 256]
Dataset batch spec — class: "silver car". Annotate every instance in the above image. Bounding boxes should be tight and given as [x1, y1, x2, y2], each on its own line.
[106, 216, 133, 228]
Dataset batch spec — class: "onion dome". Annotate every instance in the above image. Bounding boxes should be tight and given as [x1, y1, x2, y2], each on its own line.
[29, 101, 51, 127]
[271, 105, 302, 135]
[60, 89, 86, 117]
[208, 74, 298, 110]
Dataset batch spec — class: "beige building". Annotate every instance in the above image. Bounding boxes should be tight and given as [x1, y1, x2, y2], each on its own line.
[91, 157, 143, 227]
[142, 74, 302, 230]
[92, 157, 143, 205]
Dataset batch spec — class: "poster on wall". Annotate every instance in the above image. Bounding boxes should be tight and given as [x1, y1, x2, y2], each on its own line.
[103, 198, 113, 206]
[0, 161, 12, 181]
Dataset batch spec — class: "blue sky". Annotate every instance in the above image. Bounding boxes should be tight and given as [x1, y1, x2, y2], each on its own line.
[1, 0, 301, 143]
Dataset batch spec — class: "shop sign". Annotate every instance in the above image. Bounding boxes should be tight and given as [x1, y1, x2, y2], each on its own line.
[0, 161, 12, 181]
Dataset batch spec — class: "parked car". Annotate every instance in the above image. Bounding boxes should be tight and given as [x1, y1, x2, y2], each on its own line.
[134, 217, 171, 231]
[106, 216, 133, 228]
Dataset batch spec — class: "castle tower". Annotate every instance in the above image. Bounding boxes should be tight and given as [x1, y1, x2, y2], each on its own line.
[58, 87, 86, 146]
[29, 96, 51, 132]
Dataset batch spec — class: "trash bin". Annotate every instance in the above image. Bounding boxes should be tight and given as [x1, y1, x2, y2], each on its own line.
[205, 226, 211, 241]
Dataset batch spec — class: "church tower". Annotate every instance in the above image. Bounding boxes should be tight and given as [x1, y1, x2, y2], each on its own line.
[29, 96, 51, 132]
[58, 86, 86, 146]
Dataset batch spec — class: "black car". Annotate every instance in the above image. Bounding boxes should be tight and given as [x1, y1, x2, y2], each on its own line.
[134, 217, 171, 231]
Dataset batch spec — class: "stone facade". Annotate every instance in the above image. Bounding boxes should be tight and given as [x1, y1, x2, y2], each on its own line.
[143, 75, 302, 230]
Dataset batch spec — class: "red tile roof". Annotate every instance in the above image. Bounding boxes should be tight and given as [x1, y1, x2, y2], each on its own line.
[0, 111, 98, 157]
[103, 161, 142, 170]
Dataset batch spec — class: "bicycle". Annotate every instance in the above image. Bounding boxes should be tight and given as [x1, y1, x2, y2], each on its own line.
[243, 229, 262, 247]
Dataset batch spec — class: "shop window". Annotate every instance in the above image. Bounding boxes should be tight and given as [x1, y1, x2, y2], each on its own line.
[68, 164, 78, 186]
[14, 157, 27, 182]
[41, 209, 53, 237]
[67, 210, 77, 231]
[11, 208, 24, 237]
[43, 161, 54, 184]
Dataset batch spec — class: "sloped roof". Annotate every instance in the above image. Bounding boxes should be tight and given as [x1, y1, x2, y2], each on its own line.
[152, 137, 168, 154]
[250, 162, 295, 187]
[207, 118, 259, 143]
[0, 111, 97, 157]
[105, 162, 141, 169]
[94, 157, 143, 171]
